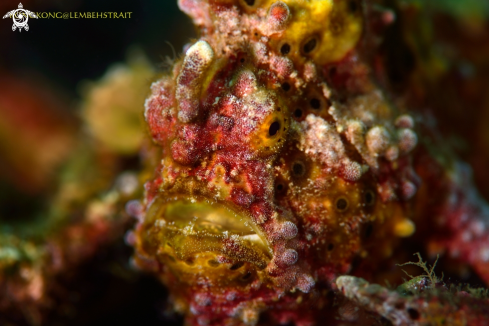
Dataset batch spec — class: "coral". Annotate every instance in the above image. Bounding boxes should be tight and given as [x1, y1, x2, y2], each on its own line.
[133, 0, 489, 325]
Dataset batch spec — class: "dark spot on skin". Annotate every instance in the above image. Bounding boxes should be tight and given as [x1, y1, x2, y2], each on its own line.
[275, 180, 287, 195]
[269, 121, 281, 136]
[365, 190, 375, 206]
[281, 82, 291, 91]
[328, 243, 334, 251]
[349, 0, 358, 13]
[281, 43, 291, 55]
[335, 198, 348, 212]
[294, 109, 303, 118]
[310, 98, 321, 109]
[230, 262, 244, 270]
[303, 37, 317, 53]
[292, 161, 306, 177]
[241, 271, 253, 281]
[208, 259, 219, 267]
[407, 308, 420, 320]
[240, 58, 245, 63]
[244, 0, 255, 5]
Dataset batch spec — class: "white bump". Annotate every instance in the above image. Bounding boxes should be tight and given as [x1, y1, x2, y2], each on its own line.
[186, 40, 214, 62]
[280, 249, 298, 266]
[280, 221, 298, 239]
[398, 128, 417, 153]
[366, 126, 390, 156]
[296, 274, 315, 293]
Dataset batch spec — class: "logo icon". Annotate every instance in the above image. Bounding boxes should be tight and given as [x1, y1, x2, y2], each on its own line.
[3, 3, 37, 32]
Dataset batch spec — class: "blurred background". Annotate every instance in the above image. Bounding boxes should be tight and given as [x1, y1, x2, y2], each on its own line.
[0, 1, 194, 325]
[0, 0, 193, 96]
[0, 0, 195, 196]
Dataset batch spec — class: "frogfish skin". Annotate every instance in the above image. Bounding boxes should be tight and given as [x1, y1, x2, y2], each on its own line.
[132, 0, 489, 325]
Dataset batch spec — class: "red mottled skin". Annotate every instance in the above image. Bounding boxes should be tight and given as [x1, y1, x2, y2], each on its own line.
[133, 1, 489, 325]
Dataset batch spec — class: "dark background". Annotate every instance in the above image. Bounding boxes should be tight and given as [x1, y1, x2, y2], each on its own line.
[0, 0, 195, 100]
[0, 1, 194, 325]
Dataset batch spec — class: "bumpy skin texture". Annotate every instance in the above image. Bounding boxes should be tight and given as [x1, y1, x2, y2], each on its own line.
[134, 1, 489, 325]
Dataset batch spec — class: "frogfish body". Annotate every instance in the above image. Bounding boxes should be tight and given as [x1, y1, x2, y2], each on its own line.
[133, 1, 489, 325]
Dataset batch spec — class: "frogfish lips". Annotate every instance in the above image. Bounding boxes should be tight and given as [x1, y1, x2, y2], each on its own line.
[137, 196, 272, 287]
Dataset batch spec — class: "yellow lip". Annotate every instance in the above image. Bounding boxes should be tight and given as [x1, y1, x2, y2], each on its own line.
[138, 195, 273, 284]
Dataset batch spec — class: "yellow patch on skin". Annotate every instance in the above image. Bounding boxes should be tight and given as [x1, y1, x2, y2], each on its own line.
[200, 57, 229, 97]
[249, 96, 290, 157]
[265, 0, 363, 65]
[252, 111, 287, 149]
